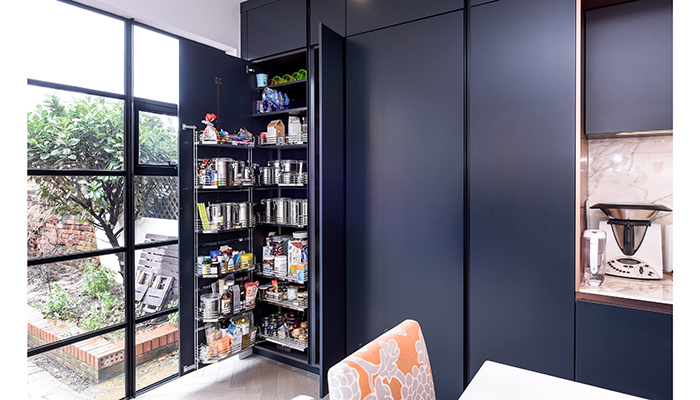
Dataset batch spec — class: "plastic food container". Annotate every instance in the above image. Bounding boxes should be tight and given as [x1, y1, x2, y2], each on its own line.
[240, 253, 254, 270]
[256, 74, 268, 87]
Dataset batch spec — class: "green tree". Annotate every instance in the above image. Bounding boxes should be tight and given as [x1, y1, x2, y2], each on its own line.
[27, 93, 178, 278]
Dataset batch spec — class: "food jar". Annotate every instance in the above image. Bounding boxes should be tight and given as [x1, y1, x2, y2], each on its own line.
[223, 202, 238, 230]
[240, 253, 254, 270]
[287, 285, 298, 300]
[258, 283, 270, 300]
[201, 293, 221, 319]
[262, 255, 275, 273]
[208, 203, 225, 231]
[268, 317, 278, 336]
[274, 255, 288, 276]
[212, 158, 234, 186]
[273, 197, 290, 225]
[288, 199, 302, 226]
[261, 317, 270, 335]
[237, 202, 253, 228]
[259, 167, 274, 186]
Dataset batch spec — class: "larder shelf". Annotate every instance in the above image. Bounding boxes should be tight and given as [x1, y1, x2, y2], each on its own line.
[252, 107, 307, 118]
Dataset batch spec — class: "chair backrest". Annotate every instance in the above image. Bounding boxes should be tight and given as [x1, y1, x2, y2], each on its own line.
[327, 319, 436, 400]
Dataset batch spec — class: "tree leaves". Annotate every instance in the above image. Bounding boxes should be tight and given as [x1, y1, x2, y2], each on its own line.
[27, 93, 178, 278]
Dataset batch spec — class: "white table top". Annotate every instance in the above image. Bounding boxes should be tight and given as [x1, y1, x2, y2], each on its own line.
[459, 361, 645, 400]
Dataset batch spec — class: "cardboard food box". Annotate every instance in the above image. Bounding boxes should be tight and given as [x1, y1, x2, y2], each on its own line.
[288, 238, 308, 275]
[288, 116, 302, 143]
[267, 120, 285, 142]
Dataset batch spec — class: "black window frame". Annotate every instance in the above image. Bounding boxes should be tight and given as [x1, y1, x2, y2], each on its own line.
[26, 2, 181, 398]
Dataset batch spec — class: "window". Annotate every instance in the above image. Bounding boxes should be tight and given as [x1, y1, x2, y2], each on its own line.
[27, 0, 124, 94]
[26, 87, 125, 171]
[26, 2, 180, 398]
[138, 111, 179, 166]
[135, 26, 179, 104]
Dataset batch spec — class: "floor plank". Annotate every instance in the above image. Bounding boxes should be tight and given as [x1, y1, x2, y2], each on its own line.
[140, 353, 320, 400]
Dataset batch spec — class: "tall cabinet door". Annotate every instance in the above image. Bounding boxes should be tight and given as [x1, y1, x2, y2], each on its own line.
[178, 39, 252, 373]
[468, 0, 576, 381]
[317, 24, 347, 397]
[345, 11, 465, 400]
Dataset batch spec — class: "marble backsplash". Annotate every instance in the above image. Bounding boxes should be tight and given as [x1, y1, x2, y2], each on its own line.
[587, 136, 673, 229]
[586, 136, 673, 272]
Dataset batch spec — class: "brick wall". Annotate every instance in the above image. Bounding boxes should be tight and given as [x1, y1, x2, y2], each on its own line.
[28, 307, 179, 382]
[28, 193, 98, 261]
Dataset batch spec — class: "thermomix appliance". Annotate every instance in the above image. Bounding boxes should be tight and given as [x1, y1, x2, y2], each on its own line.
[591, 203, 671, 280]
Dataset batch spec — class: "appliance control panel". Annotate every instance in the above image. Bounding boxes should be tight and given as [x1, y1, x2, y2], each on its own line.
[606, 258, 661, 280]
[598, 221, 664, 280]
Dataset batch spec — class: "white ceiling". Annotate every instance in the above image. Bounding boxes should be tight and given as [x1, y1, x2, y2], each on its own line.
[72, 0, 246, 57]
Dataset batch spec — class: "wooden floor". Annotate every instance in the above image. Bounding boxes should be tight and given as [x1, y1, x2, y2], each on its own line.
[137, 353, 326, 400]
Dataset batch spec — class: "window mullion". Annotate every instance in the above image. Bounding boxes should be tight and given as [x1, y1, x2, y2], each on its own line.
[124, 18, 137, 399]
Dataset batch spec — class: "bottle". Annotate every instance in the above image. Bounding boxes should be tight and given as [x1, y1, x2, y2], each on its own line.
[231, 323, 242, 350]
[218, 255, 228, 273]
[239, 316, 250, 346]
[202, 256, 211, 275]
[220, 288, 232, 315]
[211, 257, 219, 275]
[583, 229, 607, 286]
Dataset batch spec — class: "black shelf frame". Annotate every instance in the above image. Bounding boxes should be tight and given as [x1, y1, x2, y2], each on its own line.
[252, 106, 308, 118]
[255, 78, 308, 91]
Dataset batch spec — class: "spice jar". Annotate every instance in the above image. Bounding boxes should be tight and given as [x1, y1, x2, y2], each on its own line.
[261, 317, 270, 335]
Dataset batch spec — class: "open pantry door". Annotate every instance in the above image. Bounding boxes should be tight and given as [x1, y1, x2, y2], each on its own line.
[178, 38, 253, 374]
[317, 24, 347, 397]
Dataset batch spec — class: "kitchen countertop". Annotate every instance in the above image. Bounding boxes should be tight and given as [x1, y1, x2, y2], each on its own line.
[459, 360, 645, 400]
[578, 273, 673, 305]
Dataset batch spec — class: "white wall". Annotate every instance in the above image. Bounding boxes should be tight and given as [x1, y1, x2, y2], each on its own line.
[73, 0, 245, 56]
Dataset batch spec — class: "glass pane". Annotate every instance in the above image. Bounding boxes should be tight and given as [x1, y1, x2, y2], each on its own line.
[138, 112, 179, 165]
[135, 319, 179, 391]
[26, 86, 124, 171]
[28, 176, 125, 259]
[135, 176, 179, 242]
[28, 253, 125, 349]
[28, 330, 125, 399]
[135, 26, 179, 104]
[135, 242, 179, 319]
[27, 0, 124, 94]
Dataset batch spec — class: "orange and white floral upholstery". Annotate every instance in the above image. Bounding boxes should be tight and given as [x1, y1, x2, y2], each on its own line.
[328, 319, 436, 400]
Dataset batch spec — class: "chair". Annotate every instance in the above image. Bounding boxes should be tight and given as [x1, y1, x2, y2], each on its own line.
[327, 319, 436, 400]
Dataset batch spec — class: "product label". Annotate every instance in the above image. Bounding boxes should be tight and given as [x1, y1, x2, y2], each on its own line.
[221, 298, 231, 314]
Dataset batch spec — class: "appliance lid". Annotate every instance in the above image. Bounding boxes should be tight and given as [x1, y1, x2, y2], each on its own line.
[590, 203, 672, 221]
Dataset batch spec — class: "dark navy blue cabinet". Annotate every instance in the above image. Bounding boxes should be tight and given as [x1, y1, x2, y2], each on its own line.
[177, 39, 253, 373]
[309, 0, 345, 46]
[317, 24, 347, 397]
[576, 301, 673, 400]
[468, 0, 577, 382]
[585, 0, 673, 135]
[241, 0, 307, 60]
[234, 0, 674, 397]
[345, 10, 465, 400]
[346, 0, 464, 36]
[470, 0, 498, 6]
